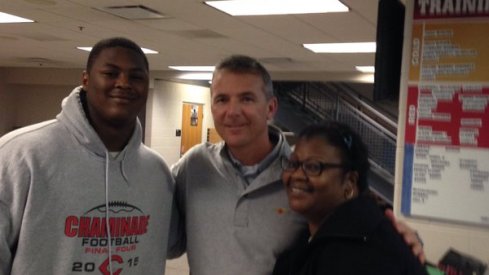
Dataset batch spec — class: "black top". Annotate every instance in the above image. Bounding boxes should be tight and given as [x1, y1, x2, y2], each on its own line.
[273, 196, 428, 275]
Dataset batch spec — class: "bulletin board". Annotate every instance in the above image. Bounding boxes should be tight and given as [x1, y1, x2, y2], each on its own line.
[400, 0, 489, 226]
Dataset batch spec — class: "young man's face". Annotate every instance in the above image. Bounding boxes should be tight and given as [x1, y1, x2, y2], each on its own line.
[210, 69, 277, 150]
[82, 46, 149, 129]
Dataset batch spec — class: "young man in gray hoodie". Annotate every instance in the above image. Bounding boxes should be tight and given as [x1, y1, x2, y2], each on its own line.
[0, 37, 176, 275]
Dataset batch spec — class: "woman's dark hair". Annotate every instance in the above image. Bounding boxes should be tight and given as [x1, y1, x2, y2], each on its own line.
[213, 55, 274, 99]
[86, 37, 149, 72]
[297, 121, 370, 193]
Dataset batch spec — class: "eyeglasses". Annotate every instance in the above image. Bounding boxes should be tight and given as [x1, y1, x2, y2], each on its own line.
[281, 157, 345, 177]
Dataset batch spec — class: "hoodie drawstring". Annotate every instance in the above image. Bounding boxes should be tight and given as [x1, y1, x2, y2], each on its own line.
[105, 151, 113, 275]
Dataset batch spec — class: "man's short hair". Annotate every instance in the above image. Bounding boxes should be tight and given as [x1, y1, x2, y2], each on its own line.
[86, 37, 149, 72]
[213, 55, 274, 99]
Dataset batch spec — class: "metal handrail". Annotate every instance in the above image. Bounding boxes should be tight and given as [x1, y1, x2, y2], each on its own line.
[330, 82, 398, 131]
[274, 81, 397, 176]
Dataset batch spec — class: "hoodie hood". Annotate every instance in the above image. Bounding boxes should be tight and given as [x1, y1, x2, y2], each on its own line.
[56, 86, 142, 159]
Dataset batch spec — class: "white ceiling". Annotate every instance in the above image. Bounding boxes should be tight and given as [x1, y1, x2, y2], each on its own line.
[0, 0, 383, 82]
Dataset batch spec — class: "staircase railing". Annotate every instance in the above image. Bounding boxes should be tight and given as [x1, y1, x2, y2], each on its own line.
[274, 81, 397, 181]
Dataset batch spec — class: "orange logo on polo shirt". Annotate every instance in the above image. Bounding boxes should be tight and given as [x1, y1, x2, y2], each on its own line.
[276, 207, 288, 215]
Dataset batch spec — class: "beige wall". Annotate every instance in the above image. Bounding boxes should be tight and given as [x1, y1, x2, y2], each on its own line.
[0, 70, 16, 135]
[145, 79, 213, 166]
[11, 84, 71, 128]
[0, 68, 80, 137]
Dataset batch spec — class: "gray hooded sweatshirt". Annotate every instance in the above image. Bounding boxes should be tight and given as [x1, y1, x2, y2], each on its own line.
[0, 87, 175, 275]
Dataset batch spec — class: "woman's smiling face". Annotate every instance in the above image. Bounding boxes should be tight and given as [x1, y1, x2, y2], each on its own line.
[282, 136, 355, 224]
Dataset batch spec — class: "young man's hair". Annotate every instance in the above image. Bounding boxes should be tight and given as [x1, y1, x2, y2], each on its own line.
[86, 37, 149, 72]
[297, 121, 371, 194]
[213, 55, 274, 99]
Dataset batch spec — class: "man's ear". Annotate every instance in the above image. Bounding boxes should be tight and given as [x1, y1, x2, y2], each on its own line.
[266, 96, 278, 120]
[82, 70, 89, 90]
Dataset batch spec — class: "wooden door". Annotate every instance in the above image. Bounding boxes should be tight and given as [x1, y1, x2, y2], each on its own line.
[181, 103, 203, 156]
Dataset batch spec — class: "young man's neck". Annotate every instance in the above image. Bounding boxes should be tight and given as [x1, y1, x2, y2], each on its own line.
[96, 124, 134, 151]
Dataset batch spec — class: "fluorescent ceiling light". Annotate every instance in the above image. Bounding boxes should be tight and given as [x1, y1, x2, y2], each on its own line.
[77, 47, 93, 52]
[355, 74, 374, 83]
[205, 0, 348, 16]
[178, 72, 213, 81]
[77, 46, 158, 54]
[304, 42, 376, 53]
[169, 66, 215, 72]
[355, 66, 375, 73]
[0, 12, 34, 23]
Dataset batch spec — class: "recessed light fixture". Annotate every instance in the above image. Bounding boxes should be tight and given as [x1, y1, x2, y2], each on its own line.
[77, 46, 158, 54]
[177, 72, 213, 81]
[205, 0, 348, 16]
[304, 42, 376, 53]
[169, 66, 215, 72]
[0, 12, 34, 23]
[355, 66, 375, 73]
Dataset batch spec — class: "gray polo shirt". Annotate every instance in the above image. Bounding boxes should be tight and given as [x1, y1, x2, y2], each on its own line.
[170, 126, 307, 275]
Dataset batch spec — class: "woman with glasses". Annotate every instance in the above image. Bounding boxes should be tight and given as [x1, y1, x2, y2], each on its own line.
[273, 121, 427, 275]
